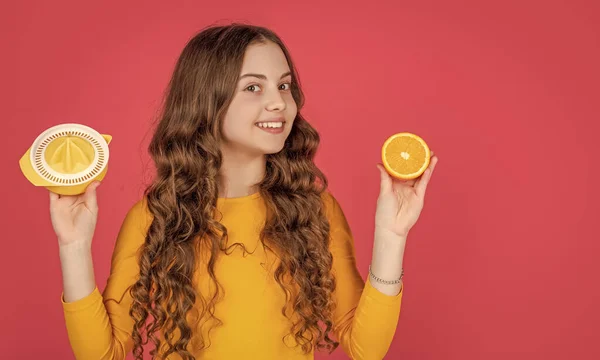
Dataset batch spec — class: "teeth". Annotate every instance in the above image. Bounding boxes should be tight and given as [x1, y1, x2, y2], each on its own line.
[256, 122, 283, 129]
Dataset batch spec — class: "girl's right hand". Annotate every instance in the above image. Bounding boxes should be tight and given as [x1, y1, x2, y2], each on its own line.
[49, 181, 102, 248]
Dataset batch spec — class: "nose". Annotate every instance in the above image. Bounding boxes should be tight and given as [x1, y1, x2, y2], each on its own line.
[264, 87, 286, 112]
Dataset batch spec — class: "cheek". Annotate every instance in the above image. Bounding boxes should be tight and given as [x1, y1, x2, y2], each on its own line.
[221, 99, 257, 138]
[230, 96, 262, 119]
[286, 97, 298, 118]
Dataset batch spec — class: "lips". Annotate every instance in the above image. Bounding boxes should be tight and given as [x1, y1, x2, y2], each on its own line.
[255, 117, 285, 125]
[255, 118, 285, 134]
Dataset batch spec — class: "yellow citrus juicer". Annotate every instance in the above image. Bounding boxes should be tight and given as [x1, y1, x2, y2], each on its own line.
[19, 123, 112, 195]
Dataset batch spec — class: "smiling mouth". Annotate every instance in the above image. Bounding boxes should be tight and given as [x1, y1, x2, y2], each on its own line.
[255, 120, 285, 134]
[255, 121, 285, 129]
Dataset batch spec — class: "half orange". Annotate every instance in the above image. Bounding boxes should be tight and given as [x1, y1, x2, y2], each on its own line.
[381, 132, 431, 180]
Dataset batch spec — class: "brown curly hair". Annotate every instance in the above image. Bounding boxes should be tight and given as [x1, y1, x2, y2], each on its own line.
[128, 23, 339, 359]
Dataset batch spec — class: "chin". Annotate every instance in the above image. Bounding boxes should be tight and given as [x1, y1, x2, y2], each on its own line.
[260, 144, 286, 155]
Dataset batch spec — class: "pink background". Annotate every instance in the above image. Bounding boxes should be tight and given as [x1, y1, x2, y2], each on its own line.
[2, 0, 599, 359]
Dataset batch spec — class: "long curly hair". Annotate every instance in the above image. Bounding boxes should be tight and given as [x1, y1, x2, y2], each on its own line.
[128, 23, 339, 359]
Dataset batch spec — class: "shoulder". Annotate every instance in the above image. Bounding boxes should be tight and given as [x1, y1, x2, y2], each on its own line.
[120, 197, 153, 233]
[320, 190, 349, 228]
[114, 197, 153, 253]
[127, 197, 153, 231]
[320, 189, 338, 214]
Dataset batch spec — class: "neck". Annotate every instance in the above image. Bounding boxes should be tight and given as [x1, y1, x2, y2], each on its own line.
[218, 152, 266, 198]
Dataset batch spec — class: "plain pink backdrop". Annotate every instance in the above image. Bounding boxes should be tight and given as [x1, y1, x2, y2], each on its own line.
[2, 0, 599, 359]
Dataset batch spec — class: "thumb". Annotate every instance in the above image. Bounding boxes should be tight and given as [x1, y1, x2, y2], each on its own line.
[83, 181, 101, 210]
[376, 164, 393, 196]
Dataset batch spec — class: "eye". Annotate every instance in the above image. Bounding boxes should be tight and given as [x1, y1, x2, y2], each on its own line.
[245, 84, 261, 92]
[279, 83, 291, 91]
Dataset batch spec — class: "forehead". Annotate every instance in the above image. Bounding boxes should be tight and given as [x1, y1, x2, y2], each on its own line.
[240, 41, 290, 75]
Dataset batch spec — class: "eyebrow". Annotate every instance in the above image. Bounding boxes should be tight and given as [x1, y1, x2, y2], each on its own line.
[239, 71, 292, 80]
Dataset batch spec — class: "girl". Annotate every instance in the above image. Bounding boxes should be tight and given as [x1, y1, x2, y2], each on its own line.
[50, 23, 438, 360]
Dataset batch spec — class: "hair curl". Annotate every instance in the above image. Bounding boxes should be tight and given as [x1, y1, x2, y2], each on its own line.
[129, 23, 338, 359]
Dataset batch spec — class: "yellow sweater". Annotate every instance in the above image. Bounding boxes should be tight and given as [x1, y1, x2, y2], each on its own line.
[62, 191, 402, 359]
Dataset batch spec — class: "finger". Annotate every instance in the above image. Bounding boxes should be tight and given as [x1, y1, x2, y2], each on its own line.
[409, 154, 436, 188]
[415, 157, 438, 198]
[415, 169, 431, 198]
[377, 164, 393, 196]
[83, 181, 101, 210]
[49, 190, 59, 204]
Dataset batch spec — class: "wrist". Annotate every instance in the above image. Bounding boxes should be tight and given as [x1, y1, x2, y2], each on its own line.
[371, 228, 406, 278]
[374, 224, 408, 238]
[374, 227, 407, 251]
[59, 241, 92, 259]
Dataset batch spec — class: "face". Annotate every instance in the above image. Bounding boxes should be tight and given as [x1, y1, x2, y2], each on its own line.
[220, 41, 297, 158]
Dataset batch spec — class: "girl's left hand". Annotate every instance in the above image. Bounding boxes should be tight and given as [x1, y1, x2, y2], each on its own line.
[375, 153, 439, 238]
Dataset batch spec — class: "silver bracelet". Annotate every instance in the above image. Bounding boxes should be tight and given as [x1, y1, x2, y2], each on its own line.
[368, 265, 404, 285]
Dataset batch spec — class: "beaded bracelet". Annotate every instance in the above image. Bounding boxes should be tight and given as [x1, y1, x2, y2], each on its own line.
[368, 265, 404, 285]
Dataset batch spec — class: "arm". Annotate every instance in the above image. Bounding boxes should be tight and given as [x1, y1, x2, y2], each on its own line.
[61, 199, 150, 360]
[324, 192, 403, 360]
[369, 227, 405, 296]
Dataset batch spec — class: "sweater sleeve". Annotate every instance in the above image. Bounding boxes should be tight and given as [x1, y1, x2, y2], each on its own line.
[61, 199, 150, 360]
[323, 192, 403, 360]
